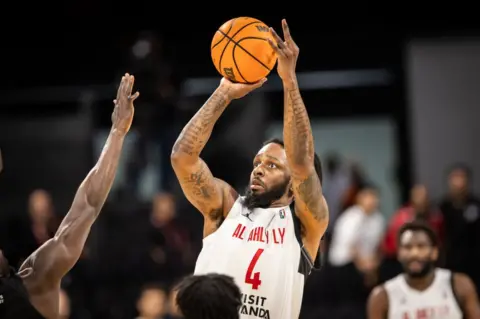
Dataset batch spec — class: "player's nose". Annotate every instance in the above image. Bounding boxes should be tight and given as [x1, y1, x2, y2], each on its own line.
[253, 165, 265, 177]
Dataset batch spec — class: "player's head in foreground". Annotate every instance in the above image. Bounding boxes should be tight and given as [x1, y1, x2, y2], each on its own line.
[397, 221, 439, 278]
[242, 138, 322, 210]
[176, 273, 242, 319]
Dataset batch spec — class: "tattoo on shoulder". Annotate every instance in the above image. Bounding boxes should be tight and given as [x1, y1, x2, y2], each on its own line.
[295, 172, 326, 221]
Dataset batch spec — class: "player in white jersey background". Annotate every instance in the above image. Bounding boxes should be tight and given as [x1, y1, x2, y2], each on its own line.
[171, 19, 329, 319]
[367, 222, 480, 319]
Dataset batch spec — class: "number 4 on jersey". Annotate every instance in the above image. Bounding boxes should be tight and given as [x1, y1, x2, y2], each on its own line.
[245, 248, 264, 290]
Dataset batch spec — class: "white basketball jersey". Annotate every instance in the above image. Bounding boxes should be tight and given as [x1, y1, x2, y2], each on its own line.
[194, 197, 315, 319]
[384, 268, 463, 319]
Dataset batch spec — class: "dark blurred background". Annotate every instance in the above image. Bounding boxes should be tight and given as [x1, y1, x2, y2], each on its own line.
[0, 12, 479, 318]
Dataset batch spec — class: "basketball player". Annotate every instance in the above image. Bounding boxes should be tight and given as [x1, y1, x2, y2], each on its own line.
[367, 222, 480, 319]
[176, 273, 242, 319]
[171, 19, 328, 319]
[0, 74, 139, 319]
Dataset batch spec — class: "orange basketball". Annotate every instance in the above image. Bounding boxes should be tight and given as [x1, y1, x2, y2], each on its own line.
[211, 17, 277, 84]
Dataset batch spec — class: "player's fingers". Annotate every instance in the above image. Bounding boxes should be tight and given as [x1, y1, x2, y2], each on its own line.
[267, 38, 285, 57]
[129, 91, 140, 101]
[282, 19, 293, 44]
[269, 28, 285, 48]
[126, 74, 134, 94]
[117, 76, 125, 97]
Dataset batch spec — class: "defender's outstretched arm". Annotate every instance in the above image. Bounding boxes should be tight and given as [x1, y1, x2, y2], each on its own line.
[19, 74, 139, 282]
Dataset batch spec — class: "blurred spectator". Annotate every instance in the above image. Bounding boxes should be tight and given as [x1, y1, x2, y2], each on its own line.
[329, 184, 385, 271]
[323, 152, 350, 227]
[328, 184, 385, 319]
[139, 193, 194, 284]
[122, 30, 183, 195]
[440, 164, 480, 289]
[3, 189, 59, 268]
[382, 184, 444, 258]
[340, 162, 369, 212]
[136, 283, 168, 319]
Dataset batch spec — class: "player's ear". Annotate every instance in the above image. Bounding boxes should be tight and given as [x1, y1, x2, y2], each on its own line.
[288, 180, 294, 198]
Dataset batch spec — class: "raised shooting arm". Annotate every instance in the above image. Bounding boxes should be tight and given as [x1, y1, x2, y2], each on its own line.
[268, 20, 328, 258]
[19, 74, 139, 284]
[171, 78, 265, 234]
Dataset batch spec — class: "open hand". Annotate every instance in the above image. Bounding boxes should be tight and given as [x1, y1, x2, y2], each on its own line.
[219, 77, 267, 100]
[112, 73, 140, 134]
[267, 19, 299, 83]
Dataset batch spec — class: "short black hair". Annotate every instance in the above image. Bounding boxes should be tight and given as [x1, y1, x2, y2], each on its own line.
[397, 221, 438, 247]
[176, 273, 242, 319]
[263, 138, 323, 184]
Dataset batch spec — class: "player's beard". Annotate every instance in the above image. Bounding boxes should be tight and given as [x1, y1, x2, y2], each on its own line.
[242, 178, 290, 211]
[404, 260, 434, 278]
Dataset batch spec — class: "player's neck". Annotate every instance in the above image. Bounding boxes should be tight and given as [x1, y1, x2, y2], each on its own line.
[269, 196, 292, 208]
[404, 270, 435, 291]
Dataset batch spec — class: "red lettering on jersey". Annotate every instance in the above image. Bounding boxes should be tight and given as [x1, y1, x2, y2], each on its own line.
[254, 227, 265, 242]
[272, 228, 285, 244]
[252, 227, 259, 242]
[402, 306, 450, 319]
[272, 229, 279, 244]
[278, 228, 285, 244]
[232, 224, 246, 240]
[248, 228, 254, 241]
[258, 227, 265, 242]
[248, 227, 264, 243]
[264, 230, 269, 243]
[416, 309, 427, 319]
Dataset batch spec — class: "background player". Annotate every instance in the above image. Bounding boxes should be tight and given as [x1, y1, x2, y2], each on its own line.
[367, 222, 480, 319]
[176, 273, 242, 319]
[0, 74, 139, 319]
[171, 19, 329, 319]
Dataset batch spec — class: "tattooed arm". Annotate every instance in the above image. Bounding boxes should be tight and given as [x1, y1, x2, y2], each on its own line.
[19, 74, 139, 285]
[171, 78, 265, 235]
[269, 20, 328, 259]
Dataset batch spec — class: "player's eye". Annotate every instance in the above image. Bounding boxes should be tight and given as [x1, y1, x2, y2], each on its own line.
[253, 162, 260, 168]
[268, 163, 277, 169]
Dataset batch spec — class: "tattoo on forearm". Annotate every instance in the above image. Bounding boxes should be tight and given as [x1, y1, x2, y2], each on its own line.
[283, 85, 314, 167]
[173, 91, 229, 158]
[283, 83, 327, 221]
[183, 163, 216, 200]
[295, 172, 327, 221]
[182, 161, 224, 219]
